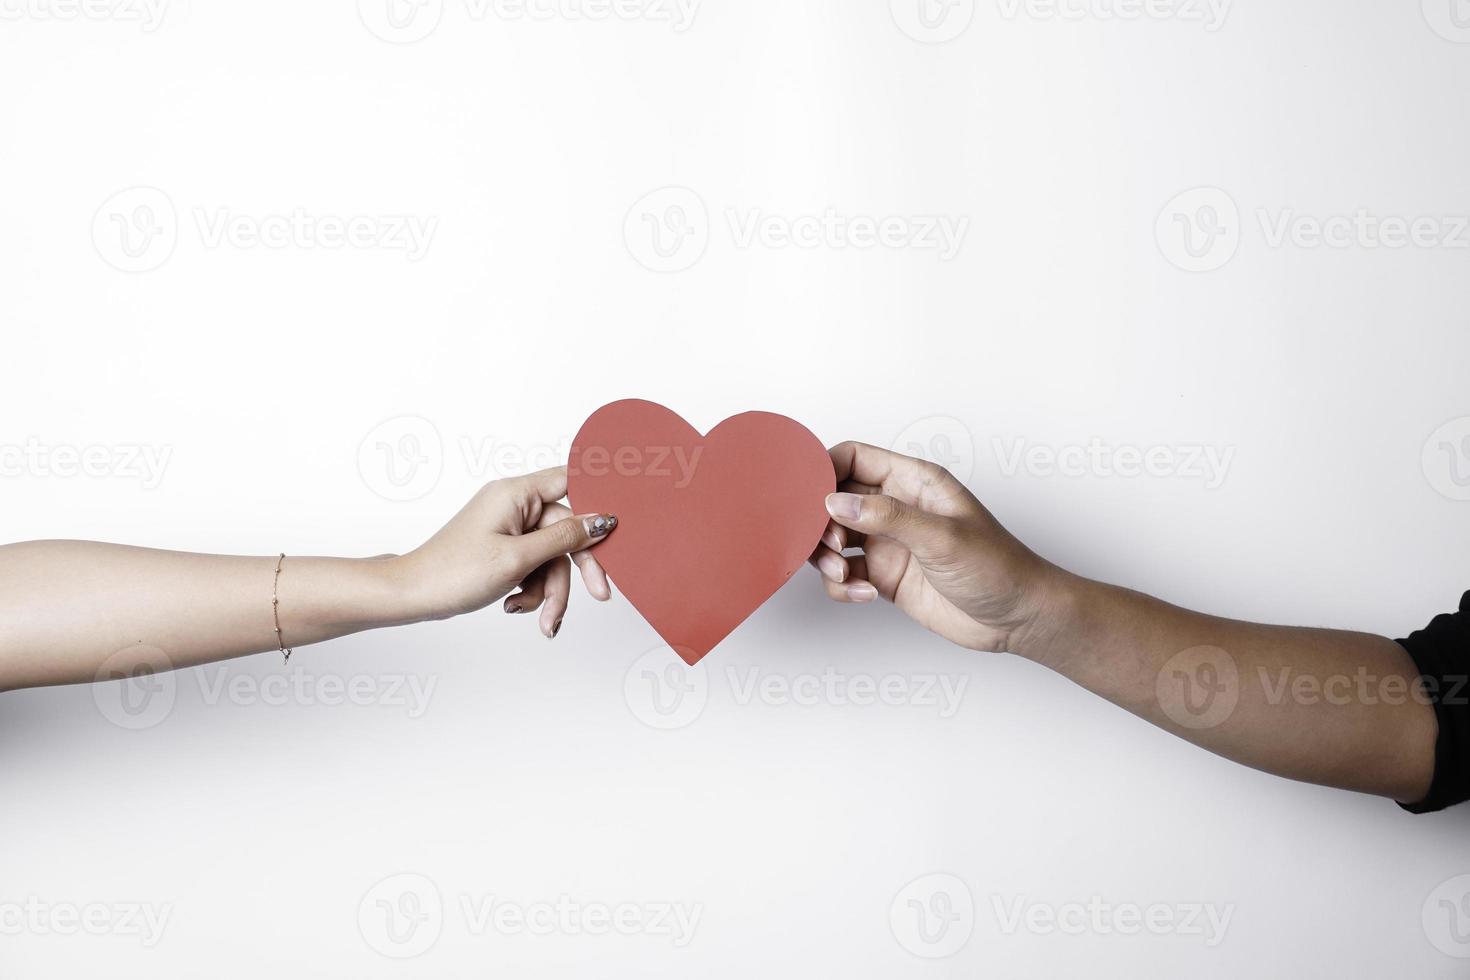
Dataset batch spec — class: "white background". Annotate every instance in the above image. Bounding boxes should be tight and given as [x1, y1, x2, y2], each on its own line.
[4, 0, 1470, 975]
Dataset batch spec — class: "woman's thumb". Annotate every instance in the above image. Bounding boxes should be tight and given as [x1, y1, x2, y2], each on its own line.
[515, 513, 618, 569]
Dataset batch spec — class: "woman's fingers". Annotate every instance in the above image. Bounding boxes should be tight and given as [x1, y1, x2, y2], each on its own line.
[573, 550, 611, 601]
[504, 561, 550, 614]
[539, 502, 612, 601]
[538, 554, 572, 639]
[513, 510, 617, 572]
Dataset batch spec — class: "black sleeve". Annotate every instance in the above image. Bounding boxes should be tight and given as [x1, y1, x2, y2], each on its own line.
[1397, 591, 1470, 814]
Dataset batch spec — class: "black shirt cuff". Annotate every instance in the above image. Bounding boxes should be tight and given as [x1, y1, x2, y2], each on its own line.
[1397, 591, 1470, 814]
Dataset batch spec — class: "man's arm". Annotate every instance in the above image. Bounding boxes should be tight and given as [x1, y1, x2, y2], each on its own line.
[808, 441, 1437, 805]
[1019, 574, 1435, 803]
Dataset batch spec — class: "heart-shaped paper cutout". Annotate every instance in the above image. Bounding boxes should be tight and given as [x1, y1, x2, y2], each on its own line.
[567, 400, 835, 664]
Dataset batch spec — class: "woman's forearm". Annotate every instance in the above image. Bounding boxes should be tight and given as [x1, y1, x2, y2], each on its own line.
[0, 541, 421, 691]
[0, 468, 620, 692]
[1015, 571, 1438, 803]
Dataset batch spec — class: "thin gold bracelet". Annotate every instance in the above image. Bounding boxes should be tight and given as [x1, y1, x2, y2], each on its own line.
[272, 553, 293, 665]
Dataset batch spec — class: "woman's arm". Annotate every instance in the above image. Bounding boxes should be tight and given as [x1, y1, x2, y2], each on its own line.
[0, 467, 618, 692]
[808, 441, 1437, 805]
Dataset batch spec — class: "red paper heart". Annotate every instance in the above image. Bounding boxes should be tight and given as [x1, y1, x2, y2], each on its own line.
[567, 400, 835, 664]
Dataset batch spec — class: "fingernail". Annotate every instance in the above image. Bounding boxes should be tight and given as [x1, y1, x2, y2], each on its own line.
[586, 514, 618, 538]
[826, 493, 862, 522]
[551, 619, 562, 639]
[504, 600, 523, 614]
[821, 528, 843, 553]
[846, 583, 877, 602]
[817, 552, 847, 583]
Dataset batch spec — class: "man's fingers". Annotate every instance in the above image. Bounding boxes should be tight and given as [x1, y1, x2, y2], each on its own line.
[808, 543, 848, 584]
[514, 511, 618, 571]
[822, 572, 878, 604]
[824, 490, 957, 561]
[828, 441, 972, 513]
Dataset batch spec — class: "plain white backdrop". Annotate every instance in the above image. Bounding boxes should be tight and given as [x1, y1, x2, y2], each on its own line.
[4, 0, 1470, 975]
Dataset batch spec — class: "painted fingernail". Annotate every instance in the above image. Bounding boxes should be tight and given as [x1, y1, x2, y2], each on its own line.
[586, 514, 618, 538]
[551, 619, 562, 639]
[817, 552, 847, 583]
[504, 600, 524, 614]
[826, 493, 862, 521]
[846, 583, 877, 602]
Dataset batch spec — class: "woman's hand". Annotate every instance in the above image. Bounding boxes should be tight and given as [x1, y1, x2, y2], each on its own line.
[807, 442, 1058, 653]
[400, 466, 619, 639]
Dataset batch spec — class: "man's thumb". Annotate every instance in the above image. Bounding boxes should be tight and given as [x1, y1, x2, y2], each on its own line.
[517, 513, 618, 568]
[825, 492, 953, 558]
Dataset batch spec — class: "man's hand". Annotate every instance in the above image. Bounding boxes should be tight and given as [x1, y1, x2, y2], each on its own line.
[807, 442, 1059, 654]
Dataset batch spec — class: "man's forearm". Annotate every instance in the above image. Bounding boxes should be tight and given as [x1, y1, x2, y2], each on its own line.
[1015, 570, 1438, 803]
[0, 541, 421, 692]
